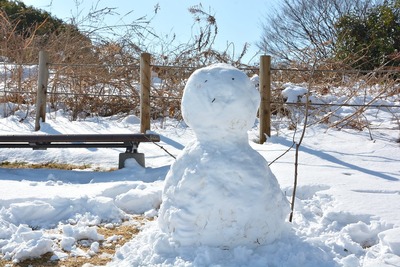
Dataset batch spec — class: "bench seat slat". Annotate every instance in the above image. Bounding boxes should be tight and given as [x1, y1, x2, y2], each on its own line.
[0, 134, 160, 143]
[0, 143, 137, 148]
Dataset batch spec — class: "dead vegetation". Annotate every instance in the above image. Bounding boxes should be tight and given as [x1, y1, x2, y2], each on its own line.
[0, 2, 398, 129]
[0, 161, 117, 171]
[0, 3, 254, 122]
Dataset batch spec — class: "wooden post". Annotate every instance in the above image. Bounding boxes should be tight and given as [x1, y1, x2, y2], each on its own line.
[259, 55, 271, 144]
[140, 52, 151, 133]
[35, 50, 49, 131]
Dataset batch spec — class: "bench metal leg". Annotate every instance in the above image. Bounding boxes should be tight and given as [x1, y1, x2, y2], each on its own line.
[119, 152, 145, 169]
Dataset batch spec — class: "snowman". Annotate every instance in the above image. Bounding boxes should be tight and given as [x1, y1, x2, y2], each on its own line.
[158, 63, 289, 248]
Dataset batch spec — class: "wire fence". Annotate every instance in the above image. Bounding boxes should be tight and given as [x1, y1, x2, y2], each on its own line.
[1, 55, 399, 134]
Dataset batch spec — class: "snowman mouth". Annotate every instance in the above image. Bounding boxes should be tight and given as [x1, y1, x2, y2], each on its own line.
[210, 95, 233, 104]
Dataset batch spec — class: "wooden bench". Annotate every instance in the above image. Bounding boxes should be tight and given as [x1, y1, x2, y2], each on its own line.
[0, 134, 160, 168]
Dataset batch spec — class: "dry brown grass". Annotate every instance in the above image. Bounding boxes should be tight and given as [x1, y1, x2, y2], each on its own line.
[0, 216, 150, 267]
[0, 161, 117, 172]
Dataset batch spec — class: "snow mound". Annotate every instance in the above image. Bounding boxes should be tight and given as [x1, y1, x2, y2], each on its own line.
[110, 222, 337, 267]
[362, 228, 400, 267]
[115, 183, 162, 214]
[1, 196, 125, 229]
[1, 225, 53, 263]
[378, 228, 400, 255]
[250, 74, 259, 87]
[121, 115, 140, 125]
[282, 85, 308, 103]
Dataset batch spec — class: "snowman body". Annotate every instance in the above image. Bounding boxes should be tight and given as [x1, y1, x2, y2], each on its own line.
[158, 64, 289, 248]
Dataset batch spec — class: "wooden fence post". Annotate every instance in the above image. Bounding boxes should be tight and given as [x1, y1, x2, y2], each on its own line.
[259, 55, 271, 144]
[140, 52, 151, 133]
[35, 50, 49, 131]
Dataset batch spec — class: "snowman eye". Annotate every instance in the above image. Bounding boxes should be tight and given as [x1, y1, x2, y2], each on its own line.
[232, 78, 235, 80]
[204, 80, 208, 83]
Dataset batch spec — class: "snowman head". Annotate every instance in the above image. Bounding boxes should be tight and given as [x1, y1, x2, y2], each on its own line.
[181, 63, 260, 141]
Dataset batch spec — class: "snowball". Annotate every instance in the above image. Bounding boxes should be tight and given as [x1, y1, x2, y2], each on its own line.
[181, 63, 260, 142]
[90, 241, 100, 253]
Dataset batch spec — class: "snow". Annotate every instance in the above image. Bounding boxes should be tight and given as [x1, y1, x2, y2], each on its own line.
[157, 63, 289, 250]
[0, 65, 399, 266]
[381, 228, 400, 255]
[1, 225, 53, 262]
[282, 84, 308, 103]
[180, 63, 260, 141]
[115, 181, 162, 214]
[0, 64, 37, 80]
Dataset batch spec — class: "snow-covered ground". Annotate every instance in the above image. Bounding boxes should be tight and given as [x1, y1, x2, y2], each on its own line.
[0, 83, 400, 266]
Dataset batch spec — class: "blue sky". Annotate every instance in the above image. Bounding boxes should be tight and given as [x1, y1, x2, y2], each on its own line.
[21, 0, 280, 63]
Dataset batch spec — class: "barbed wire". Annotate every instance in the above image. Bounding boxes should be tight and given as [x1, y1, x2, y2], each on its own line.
[277, 102, 400, 108]
[271, 68, 400, 74]
[1, 89, 398, 108]
[0, 89, 140, 98]
[48, 62, 140, 69]
[2, 61, 399, 75]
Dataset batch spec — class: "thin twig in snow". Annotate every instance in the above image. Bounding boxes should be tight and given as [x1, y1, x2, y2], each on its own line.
[288, 60, 316, 223]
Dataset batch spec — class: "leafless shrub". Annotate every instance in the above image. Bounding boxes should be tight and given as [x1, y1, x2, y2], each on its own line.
[1, 0, 397, 135]
[258, 0, 375, 65]
[1, 2, 257, 121]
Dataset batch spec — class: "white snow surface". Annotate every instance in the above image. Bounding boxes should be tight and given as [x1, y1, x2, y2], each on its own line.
[0, 69, 400, 266]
